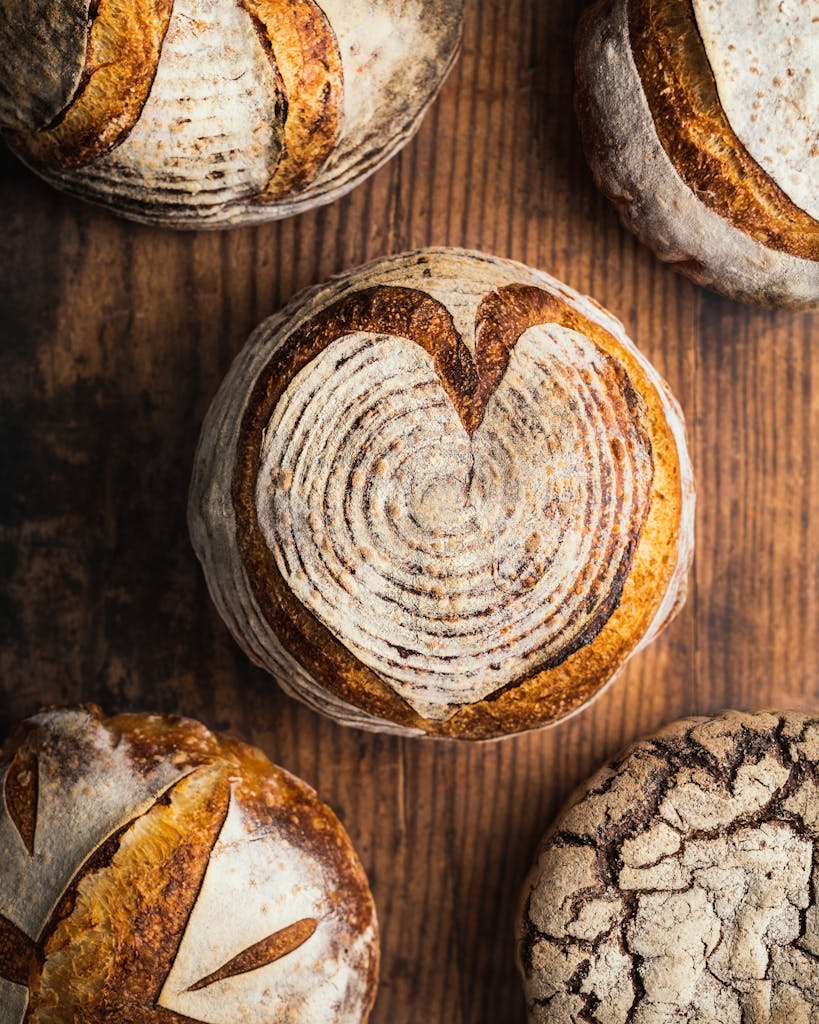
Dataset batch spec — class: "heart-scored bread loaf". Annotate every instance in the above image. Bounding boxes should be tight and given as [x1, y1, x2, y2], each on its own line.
[0, 706, 378, 1024]
[0, 0, 461, 227]
[576, 0, 819, 308]
[189, 248, 694, 739]
[518, 710, 819, 1023]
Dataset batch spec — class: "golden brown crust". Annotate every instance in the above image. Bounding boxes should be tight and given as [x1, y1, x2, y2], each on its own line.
[0, 707, 379, 1024]
[29, 766, 233, 1020]
[232, 283, 682, 740]
[628, 0, 819, 260]
[242, 0, 343, 198]
[7, 0, 173, 170]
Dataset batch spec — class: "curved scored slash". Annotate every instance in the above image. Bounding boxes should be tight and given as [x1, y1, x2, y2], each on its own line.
[7, 0, 173, 170]
[3, 750, 38, 855]
[186, 917, 318, 992]
[238, 284, 605, 443]
[240, 0, 343, 198]
[627, 0, 819, 258]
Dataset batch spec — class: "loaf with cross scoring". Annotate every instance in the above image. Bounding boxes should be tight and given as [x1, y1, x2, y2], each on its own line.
[189, 248, 695, 740]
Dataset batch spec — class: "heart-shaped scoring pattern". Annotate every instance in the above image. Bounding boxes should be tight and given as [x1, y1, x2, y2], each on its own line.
[239, 285, 653, 721]
[192, 249, 693, 738]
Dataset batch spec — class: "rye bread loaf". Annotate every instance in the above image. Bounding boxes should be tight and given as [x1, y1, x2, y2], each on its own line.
[518, 710, 819, 1022]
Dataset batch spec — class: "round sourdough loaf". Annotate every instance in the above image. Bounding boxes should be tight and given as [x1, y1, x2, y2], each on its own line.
[575, 0, 819, 308]
[518, 710, 819, 1022]
[189, 248, 695, 739]
[0, 0, 462, 227]
[0, 706, 378, 1024]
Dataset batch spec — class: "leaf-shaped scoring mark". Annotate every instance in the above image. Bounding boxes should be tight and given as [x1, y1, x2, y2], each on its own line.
[186, 917, 318, 992]
[3, 749, 38, 855]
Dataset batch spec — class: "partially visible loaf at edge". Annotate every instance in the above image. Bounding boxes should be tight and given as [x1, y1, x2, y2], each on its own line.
[0, 0, 463, 228]
[575, 0, 819, 308]
[0, 705, 378, 1023]
[518, 709, 819, 1022]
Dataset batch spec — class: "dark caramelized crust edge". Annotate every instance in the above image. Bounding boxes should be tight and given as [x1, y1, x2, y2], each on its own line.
[627, 0, 819, 260]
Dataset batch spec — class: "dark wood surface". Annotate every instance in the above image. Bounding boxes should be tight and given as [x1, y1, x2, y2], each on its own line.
[1, 1, 817, 1021]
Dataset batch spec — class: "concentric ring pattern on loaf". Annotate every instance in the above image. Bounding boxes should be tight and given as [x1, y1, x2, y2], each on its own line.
[0, 706, 378, 1024]
[0, 0, 462, 227]
[575, 0, 819, 308]
[518, 710, 819, 1023]
[189, 248, 694, 739]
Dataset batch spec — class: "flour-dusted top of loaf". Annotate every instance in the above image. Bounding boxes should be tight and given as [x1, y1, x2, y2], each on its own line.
[692, 0, 818, 220]
[518, 710, 819, 1022]
[255, 267, 655, 721]
[575, 0, 819, 307]
[1, 0, 462, 226]
[0, 706, 378, 1024]
[190, 248, 694, 738]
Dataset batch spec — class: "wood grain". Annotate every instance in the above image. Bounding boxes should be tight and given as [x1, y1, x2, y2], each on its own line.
[0, 0, 816, 1021]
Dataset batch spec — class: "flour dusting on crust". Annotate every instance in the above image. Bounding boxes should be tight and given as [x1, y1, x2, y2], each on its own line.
[518, 710, 819, 1023]
[693, 0, 819, 220]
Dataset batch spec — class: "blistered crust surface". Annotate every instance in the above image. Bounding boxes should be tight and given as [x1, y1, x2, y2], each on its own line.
[575, 0, 819, 308]
[0, 706, 378, 1024]
[692, 0, 819, 221]
[188, 247, 694, 739]
[518, 710, 819, 1023]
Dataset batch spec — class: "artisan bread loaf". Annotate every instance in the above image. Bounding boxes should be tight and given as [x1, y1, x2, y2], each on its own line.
[0, 706, 378, 1023]
[518, 710, 819, 1022]
[575, 0, 819, 308]
[0, 0, 462, 227]
[189, 248, 694, 739]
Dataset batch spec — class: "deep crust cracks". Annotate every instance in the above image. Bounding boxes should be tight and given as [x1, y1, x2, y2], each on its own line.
[519, 711, 819, 1021]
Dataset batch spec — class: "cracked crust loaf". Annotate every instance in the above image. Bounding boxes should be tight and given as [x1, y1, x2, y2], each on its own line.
[517, 709, 819, 1023]
[188, 248, 695, 740]
[0, 705, 378, 1024]
[0, 0, 462, 228]
[575, 0, 819, 308]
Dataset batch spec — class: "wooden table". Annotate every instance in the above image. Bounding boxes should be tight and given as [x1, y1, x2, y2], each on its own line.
[1, 1, 817, 1020]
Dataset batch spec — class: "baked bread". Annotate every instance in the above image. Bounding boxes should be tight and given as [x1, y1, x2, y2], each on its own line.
[0, 705, 378, 1023]
[189, 248, 694, 740]
[575, 0, 819, 308]
[518, 710, 819, 1023]
[0, 0, 462, 228]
